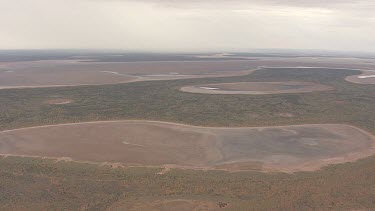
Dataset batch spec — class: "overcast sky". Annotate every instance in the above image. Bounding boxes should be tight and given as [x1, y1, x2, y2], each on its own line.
[1, 0, 375, 52]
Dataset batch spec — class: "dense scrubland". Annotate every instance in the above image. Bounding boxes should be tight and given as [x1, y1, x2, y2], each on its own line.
[1, 155, 375, 210]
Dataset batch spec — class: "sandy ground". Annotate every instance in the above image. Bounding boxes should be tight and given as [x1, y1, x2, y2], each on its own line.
[45, 99, 72, 105]
[0, 60, 256, 89]
[108, 198, 222, 211]
[0, 120, 374, 173]
[0, 57, 375, 89]
[345, 70, 375, 84]
[180, 81, 333, 95]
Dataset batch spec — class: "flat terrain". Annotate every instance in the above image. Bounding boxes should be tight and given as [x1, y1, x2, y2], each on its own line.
[1, 56, 375, 89]
[2, 155, 375, 210]
[45, 98, 72, 105]
[0, 60, 256, 88]
[110, 199, 219, 211]
[1, 67, 374, 132]
[0, 121, 218, 168]
[1, 63, 375, 210]
[181, 81, 333, 95]
[0, 121, 373, 172]
[346, 70, 375, 84]
[0, 60, 137, 88]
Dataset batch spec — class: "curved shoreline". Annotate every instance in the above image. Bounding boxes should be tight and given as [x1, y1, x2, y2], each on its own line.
[2, 119, 375, 133]
[0, 69, 257, 90]
[180, 81, 334, 95]
[1, 65, 375, 173]
[1, 120, 374, 173]
[345, 70, 375, 84]
[0, 65, 372, 90]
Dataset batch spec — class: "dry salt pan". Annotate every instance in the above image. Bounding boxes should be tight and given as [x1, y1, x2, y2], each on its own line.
[100, 71, 126, 76]
[358, 75, 375, 79]
[199, 87, 220, 90]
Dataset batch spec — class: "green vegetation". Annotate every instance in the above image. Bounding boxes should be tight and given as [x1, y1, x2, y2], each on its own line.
[1, 68, 375, 210]
[0, 68, 374, 133]
[1, 155, 375, 210]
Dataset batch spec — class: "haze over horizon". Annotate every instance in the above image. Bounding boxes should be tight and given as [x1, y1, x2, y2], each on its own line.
[1, 0, 375, 52]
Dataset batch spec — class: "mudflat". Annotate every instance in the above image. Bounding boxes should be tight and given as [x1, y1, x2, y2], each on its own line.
[0, 60, 257, 89]
[0, 121, 373, 172]
[346, 71, 375, 84]
[1, 57, 375, 89]
[180, 81, 333, 95]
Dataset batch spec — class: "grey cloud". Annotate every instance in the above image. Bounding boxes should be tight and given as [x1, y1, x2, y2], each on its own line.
[125, 0, 373, 8]
[1, 0, 374, 52]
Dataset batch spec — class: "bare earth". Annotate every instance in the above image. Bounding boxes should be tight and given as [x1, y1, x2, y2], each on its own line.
[345, 70, 375, 84]
[0, 120, 374, 173]
[1, 57, 375, 89]
[45, 99, 72, 105]
[180, 81, 333, 95]
[109, 199, 220, 211]
[0, 60, 256, 89]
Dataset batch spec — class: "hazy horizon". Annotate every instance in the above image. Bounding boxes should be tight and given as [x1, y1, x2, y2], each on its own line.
[1, 0, 375, 52]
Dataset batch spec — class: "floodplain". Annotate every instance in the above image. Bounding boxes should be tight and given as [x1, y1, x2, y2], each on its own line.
[181, 81, 333, 95]
[1, 55, 375, 89]
[346, 71, 375, 84]
[1, 53, 375, 210]
[0, 121, 373, 172]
